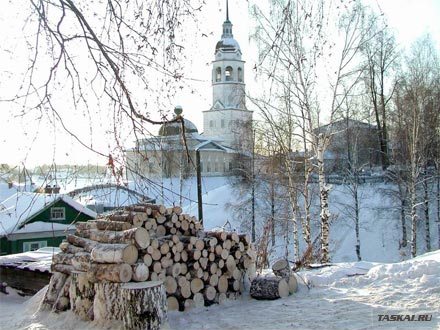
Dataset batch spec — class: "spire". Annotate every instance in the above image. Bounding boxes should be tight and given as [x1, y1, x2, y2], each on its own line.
[222, 0, 233, 38]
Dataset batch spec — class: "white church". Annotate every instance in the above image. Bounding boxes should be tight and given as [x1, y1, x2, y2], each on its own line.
[126, 2, 253, 179]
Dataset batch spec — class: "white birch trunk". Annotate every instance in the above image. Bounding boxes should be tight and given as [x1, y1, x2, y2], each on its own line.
[317, 135, 331, 263]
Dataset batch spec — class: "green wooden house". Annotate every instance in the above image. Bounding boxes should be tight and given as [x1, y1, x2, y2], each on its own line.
[0, 192, 96, 255]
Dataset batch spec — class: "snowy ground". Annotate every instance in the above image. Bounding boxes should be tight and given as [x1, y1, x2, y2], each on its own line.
[1, 250, 438, 330]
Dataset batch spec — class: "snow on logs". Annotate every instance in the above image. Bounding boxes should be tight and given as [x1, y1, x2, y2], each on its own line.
[46, 201, 256, 325]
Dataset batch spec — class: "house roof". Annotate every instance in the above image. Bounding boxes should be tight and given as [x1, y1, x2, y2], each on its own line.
[0, 247, 60, 273]
[0, 192, 96, 236]
[130, 134, 235, 153]
[71, 184, 154, 208]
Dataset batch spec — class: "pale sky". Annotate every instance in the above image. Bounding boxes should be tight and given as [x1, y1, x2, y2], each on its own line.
[0, 0, 439, 167]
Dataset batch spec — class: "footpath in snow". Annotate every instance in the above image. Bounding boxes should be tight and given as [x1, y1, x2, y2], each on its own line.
[0, 250, 439, 329]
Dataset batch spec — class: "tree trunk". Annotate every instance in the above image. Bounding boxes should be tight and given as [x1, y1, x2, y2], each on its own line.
[51, 263, 74, 275]
[87, 263, 132, 283]
[71, 252, 92, 272]
[52, 275, 71, 312]
[108, 212, 147, 227]
[317, 137, 331, 263]
[77, 219, 133, 231]
[423, 168, 431, 252]
[410, 174, 418, 258]
[93, 282, 126, 322]
[41, 272, 68, 310]
[59, 242, 85, 254]
[250, 276, 289, 300]
[436, 163, 440, 249]
[400, 185, 408, 248]
[67, 234, 98, 252]
[76, 227, 150, 249]
[91, 243, 138, 264]
[354, 187, 361, 261]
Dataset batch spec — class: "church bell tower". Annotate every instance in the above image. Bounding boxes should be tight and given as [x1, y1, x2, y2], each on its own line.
[203, 0, 252, 150]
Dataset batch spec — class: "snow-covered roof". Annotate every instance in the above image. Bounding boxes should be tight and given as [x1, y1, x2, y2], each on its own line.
[0, 192, 96, 236]
[73, 185, 148, 208]
[12, 221, 73, 234]
[158, 118, 198, 136]
[0, 247, 60, 273]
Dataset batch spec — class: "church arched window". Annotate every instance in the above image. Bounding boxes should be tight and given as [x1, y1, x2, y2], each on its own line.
[238, 67, 243, 82]
[215, 67, 222, 82]
[225, 66, 233, 81]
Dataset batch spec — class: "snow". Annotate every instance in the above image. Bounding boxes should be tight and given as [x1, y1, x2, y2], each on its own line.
[0, 250, 438, 329]
[0, 192, 96, 236]
[12, 221, 73, 234]
[0, 247, 60, 272]
[184, 184, 239, 231]
[73, 186, 146, 210]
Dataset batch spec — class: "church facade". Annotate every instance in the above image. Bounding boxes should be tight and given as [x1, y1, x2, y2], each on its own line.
[125, 3, 252, 179]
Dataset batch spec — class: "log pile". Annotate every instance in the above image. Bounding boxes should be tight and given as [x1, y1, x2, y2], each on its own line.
[43, 202, 256, 323]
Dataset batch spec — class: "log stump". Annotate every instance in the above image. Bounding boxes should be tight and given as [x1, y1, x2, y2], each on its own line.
[250, 276, 289, 300]
[120, 281, 167, 330]
[93, 282, 125, 322]
[70, 271, 95, 321]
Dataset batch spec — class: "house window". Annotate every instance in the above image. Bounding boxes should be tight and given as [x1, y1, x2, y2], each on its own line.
[221, 119, 225, 128]
[215, 67, 222, 82]
[23, 241, 47, 252]
[225, 66, 233, 81]
[50, 207, 65, 221]
[207, 162, 211, 172]
[209, 120, 215, 128]
[238, 67, 243, 82]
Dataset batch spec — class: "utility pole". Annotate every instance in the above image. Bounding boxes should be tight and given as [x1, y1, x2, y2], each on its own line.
[196, 149, 203, 225]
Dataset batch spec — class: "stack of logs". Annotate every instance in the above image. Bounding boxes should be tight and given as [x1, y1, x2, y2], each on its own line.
[43, 203, 256, 324]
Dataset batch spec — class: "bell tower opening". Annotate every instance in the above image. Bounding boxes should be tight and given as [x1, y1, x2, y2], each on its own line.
[215, 67, 222, 82]
[225, 66, 233, 81]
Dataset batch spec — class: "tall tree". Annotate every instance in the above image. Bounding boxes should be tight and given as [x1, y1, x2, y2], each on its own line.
[362, 19, 399, 170]
[393, 35, 440, 257]
[250, 0, 376, 263]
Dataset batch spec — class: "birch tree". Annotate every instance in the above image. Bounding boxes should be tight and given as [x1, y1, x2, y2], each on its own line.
[393, 35, 440, 257]
[250, 0, 377, 263]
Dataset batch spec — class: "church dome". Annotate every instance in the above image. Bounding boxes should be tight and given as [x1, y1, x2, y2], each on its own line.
[158, 118, 198, 136]
[215, 37, 241, 53]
